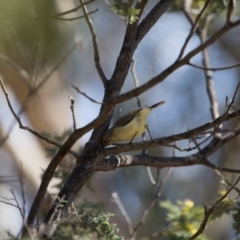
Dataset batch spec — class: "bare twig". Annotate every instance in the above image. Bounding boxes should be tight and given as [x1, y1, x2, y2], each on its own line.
[18, 163, 26, 220]
[0, 76, 78, 157]
[227, 82, 240, 112]
[0, 53, 31, 83]
[49, 9, 98, 21]
[214, 169, 240, 196]
[68, 96, 77, 131]
[188, 175, 240, 240]
[188, 62, 240, 71]
[114, 18, 240, 104]
[79, 0, 107, 87]
[177, 0, 211, 60]
[131, 58, 141, 108]
[112, 192, 133, 235]
[52, 0, 95, 18]
[131, 168, 173, 240]
[201, 39, 219, 122]
[71, 84, 103, 104]
[31, 38, 43, 85]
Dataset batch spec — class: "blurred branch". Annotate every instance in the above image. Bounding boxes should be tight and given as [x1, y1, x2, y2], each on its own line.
[0, 76, 78, 158]
[52, 0, 95, 17]
[0, 53, 31, 83]
[72, 84, 103, 104]
[112, 192, 134, 236]
[188, 175, 240, 240]
[79, 0, 107, 87]
[178, 0, 211, 60]
[131, 58, 141, 108]
[49, 9, 98, 21]
[226, 0, 234, 24]
[68, 96, 77, 131]
[131, 168, 172, 240]
[214, 169, 240, 196]
[0, 188, 24, 219]
[18, 163, 26, 221]
[188, 61, 240, 71]
[0, 41, 80, 148]
[201, 23, 220, 122]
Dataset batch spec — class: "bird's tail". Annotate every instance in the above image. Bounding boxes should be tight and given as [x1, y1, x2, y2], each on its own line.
[150, 101, 165, 109]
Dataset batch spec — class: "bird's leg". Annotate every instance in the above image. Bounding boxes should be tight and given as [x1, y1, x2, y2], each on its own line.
[145, 124, 153, 141]
[129, 131, 138, 144]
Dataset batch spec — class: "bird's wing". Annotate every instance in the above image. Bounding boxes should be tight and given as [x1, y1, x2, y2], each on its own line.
[113, 107, 143, 128]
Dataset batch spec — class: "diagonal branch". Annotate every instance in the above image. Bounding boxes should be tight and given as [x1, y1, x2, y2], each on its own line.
[0, 76, 78, 158]
[188, 175, 240, 240]
[136, 0, 175, 44]
[188, 61, 240, 71]
[113, 18, 240, 104]
[79, 0, 107, 87]
[98, 129, 240, 172]
[177, 0, 211, 60]
[71, 84, 103, 104]
[102, 107, 240, 156]
[52, 0, 95, 18]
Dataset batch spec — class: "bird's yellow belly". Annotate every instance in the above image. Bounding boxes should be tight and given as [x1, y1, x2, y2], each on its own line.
[113, 115, 146, 142]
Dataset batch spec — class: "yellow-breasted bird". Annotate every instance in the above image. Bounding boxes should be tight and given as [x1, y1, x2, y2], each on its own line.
[103, 101, 165, 146]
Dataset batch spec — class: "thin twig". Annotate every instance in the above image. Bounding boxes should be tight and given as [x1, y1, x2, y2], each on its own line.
[31, 38, 43, 85]
[18, 163, 26, 220]
[50, 9, 98, 21]
[131, 59, 141, 108]
[10, 188, 24, 219]
[188, 175, 240, 240]
[52, 0, 95, 18]
[79, 0, 107, 87]
[0, 53, 31, 83]
[188, 62, 240, 71]
[112, 192, 134, 235]
[0, 77, 78, 157]
[214, 169, 240, 196]
[131, 168, 173, 240]
[68, 96, 77, 131]
[177, 0, 211, 60]
[201, 18, 220, 123]
[227, 82, 240, 112]
[71, 84, 103, 104]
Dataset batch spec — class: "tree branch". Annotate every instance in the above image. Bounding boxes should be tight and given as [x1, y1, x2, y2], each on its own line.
[113, 18, 240, 104]
[102, 107, 240, 156]
[177, 0, 211, 60]
[79, 0, 107, 87]
[188, 175, 240, 240]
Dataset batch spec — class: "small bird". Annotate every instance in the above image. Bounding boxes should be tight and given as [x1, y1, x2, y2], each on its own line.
[103, 101, 165, 146]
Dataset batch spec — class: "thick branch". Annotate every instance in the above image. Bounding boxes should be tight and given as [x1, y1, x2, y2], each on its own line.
[136, 0, 176, 44]
[102, 108, 240, 156]
[98, 129, 240, 171]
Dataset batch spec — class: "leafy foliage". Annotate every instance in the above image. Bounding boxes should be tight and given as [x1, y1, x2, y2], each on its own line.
[51, 202, 123, 240]
[160, 199, 209, 240]
[111, 0, 141, 24]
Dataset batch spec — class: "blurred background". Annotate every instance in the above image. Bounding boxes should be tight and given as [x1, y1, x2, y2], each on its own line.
[0, 0, 240, 239]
